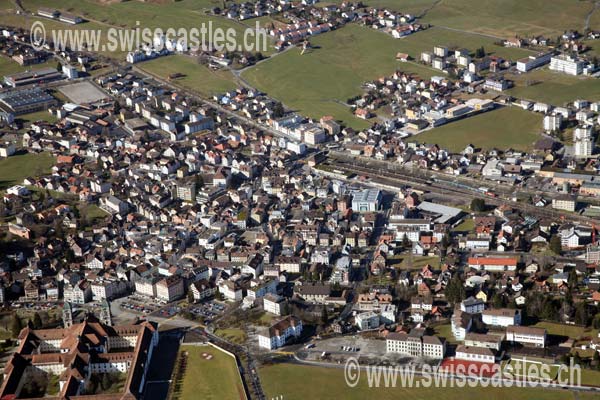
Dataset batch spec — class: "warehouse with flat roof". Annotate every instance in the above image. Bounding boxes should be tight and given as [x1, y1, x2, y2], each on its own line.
[4, 67, 63, 88]
[0, 87, 57, 115]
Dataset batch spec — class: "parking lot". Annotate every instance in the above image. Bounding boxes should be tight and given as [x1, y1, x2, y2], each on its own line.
[298, 335, 434, 367]
[118, 295, 162, 316]
[12, 301, 60, 311]
[301, 335, 386, 360]
[186, 301, 225, 323]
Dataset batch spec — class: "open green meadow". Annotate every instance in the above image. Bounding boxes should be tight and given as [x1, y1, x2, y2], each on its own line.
[0, 0, 273, 59]
[358, 0, 596, 38]
[175, 344, 245, 400]
[391, 26, 534, 60]
[17, 110, 58, 125]
[0, 152, 55, 190]
[259, 363, 599, 400]
[413, 107, 542, 152]
[357, 0, 440, 17]
[214, 328, 247, 345]
[242, 24, 533, 129]
[452, 218, 475, 232]
[0, 55, 53, 78]
[532, 321, 598, 339]
[139, 55, 237, 97]
[506, 69, 600, 105]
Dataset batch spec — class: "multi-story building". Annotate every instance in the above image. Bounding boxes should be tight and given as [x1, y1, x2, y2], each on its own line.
[451, 309, 472, 340]
[190, 279, 217, 302]
[468, 257, 518, 272]
[0, 315, 158, 399]
[482, 308, 521, 327]
[294, 282, 331, 303]
[218, 280, 243, 301]
[176, 182, 196, 202]
[351, 189, 382, 212]
[63, 280, 92, 304]
[574, 125, 594, 158]
[550, 54, 585, 75]
[91, 278, 128, 301]
[516, 52, 552, 72]
[156, 275, 184, 302]
[455, 345, 496, 363]
[574, 137, 593, 157]
[386, 328, 445, 359]
[586, 244, 600, 264]
[484, 78, 510, 91]
[506, 325, 546, 347]
[258, 316, 303, 350]
[543, 114, 563, 132]
[355, 312, 380, 330]
[134, 276, 160, 298]
[274, 256, 302, 273]
[263, 293, 286, 316]
[246, 279, 278, 301]
[380, 304, 397, 324]
[552, 195, 577, 212]
[460, 297, 485, 314]
[464, 332, 503, 351]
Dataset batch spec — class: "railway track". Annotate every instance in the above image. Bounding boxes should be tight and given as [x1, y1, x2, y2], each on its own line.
[326, 157, 600, 226]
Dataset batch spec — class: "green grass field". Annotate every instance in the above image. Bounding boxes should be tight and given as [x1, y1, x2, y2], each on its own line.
[0, 0, 273, 59]
[214, 328, 247, 345]
[432, 323, 457, 344]
[17, 110, 58, 126]
[415, 0, 594, 38]
[0, 13, 126, 59]
[505, 359, 560, 381]
[413, 107, 542, 152]
[506, 69, 600, 105]
[324, 0, 592, 38]
[0, 56, 53, 78]
[19, 0, 244, 30]
[242, 24, 532, 129]
[243, 24, 432, 130]
[0, 152, 55, 190]
[358, 0, 440, 16]
[452, 218, 475, 232]
[532, 322, 598, 339]
[259, 364, 597, 400]
[79, 204, 109, 225]
[176, 345, 245, 400]
[400, 255, 441, 269]
[390, 26, 534, 60]
[139, 55, 237, 97]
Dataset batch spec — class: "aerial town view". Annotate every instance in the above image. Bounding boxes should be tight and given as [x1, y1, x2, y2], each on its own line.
[1, 0, 600, 399]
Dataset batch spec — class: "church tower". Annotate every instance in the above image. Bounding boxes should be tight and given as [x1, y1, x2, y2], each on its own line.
[62, 302, 73, 328]
[99, 299, 112, 326]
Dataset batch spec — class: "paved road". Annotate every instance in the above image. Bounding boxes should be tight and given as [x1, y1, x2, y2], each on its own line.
[143, 329, 184, 400]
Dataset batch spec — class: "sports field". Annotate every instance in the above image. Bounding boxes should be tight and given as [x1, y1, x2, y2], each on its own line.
[413, 107, 542, 152]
